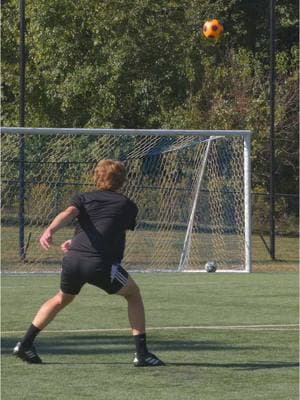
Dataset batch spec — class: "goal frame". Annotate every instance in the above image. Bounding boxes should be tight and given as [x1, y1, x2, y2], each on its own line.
[1, 126, 252, 273]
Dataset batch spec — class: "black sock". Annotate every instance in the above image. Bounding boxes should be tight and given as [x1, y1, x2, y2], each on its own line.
[21, 324, 41, 348]
[134, 333, 148, 357]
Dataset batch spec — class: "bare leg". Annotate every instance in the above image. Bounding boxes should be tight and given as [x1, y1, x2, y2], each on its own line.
[32, 290, 75, 330]
[116, 276, 164, 366]
[117, 276, 145, 335]
[13, 290, 76, 363]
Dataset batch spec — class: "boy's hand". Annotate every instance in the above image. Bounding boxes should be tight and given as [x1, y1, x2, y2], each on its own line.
[39, 229, 53, 250]
[61, 239, 72, 253]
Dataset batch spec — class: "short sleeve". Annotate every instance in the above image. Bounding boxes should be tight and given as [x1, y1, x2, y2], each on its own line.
[70, 192, 84, 211]
[127, 201, 138, 230]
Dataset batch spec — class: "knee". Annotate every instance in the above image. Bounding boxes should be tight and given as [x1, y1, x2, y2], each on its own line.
[123, 281, 142, 300]
[130, 282, 141, 298]
[53, 291, 75, 307]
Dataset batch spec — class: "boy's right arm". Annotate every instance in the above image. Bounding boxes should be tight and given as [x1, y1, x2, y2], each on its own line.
[40, 206, 79, 250]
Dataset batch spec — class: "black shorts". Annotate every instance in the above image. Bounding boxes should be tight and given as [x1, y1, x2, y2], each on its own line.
[60, 252, 129, 295]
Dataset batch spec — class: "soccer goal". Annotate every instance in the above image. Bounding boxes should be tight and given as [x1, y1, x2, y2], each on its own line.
[1, 127, 252, 273]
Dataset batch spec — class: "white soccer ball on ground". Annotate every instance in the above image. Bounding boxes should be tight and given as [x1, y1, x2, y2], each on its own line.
[205, 261, 217, 273]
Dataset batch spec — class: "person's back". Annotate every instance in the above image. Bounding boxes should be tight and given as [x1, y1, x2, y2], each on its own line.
[69, 189, 138, 263]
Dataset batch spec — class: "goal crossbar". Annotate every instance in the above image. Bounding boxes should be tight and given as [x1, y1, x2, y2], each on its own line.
[1, 127, 251, 138]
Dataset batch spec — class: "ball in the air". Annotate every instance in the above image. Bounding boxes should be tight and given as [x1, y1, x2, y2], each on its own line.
[205, 261, 217, 272]
[202, 19, 223, 39]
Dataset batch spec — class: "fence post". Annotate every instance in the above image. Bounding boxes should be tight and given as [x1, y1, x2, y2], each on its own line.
[19, 0, 26, 260]
[269, 0, 276, 260]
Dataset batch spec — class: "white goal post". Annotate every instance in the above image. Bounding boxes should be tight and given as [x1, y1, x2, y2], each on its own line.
[1, 127, 252, 273]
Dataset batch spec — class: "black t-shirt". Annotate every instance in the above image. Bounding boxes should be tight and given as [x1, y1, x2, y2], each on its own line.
[69, 190, 138, 263]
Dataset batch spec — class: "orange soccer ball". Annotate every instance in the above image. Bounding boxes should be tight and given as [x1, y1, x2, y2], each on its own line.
[202, 19, 224, 39]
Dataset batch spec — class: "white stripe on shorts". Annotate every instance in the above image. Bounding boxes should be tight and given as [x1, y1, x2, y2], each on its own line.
[115, 271, 128, 286]
[111, 264, 127, 286]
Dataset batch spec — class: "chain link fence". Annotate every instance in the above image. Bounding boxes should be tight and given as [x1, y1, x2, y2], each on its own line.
[252, 192, 298, 269]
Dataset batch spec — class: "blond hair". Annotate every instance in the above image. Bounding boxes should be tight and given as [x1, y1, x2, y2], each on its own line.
[93, 159, 126, 191]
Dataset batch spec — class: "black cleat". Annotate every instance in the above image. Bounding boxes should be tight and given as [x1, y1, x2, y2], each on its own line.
[13, 342, 42, 364]
[133, 352, 165, 367]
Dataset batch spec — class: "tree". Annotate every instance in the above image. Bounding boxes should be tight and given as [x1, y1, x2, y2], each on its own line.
[2, 0, 298, 232]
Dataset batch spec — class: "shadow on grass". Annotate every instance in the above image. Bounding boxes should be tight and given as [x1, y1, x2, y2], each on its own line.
[2, 336, 299, 371]
[1, 334, 258, 356]
[168, 361, 299, 371]
[42, 361, 299, 370]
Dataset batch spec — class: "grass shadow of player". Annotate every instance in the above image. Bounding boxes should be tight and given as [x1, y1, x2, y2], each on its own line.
[3, 337, 298, 370]
[167, 361, 299, 371]
[2, 335, 259, 357]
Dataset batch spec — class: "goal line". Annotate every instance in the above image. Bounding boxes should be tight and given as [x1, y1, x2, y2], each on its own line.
[1, 269, 250, 276]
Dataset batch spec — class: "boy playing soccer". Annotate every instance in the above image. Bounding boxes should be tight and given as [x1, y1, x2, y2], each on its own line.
[13, 159, 164, 367]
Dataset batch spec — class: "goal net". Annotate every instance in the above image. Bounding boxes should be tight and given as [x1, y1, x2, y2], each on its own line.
[1, 127, 251, 273]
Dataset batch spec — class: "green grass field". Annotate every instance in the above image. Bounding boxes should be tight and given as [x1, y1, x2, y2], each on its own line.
[1, 272, 299, 400]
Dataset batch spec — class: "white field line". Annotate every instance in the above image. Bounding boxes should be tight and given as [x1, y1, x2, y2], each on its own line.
[2, 324, 299, 335]
[2, 282, 218, 289]
[2, 286, 56, 289]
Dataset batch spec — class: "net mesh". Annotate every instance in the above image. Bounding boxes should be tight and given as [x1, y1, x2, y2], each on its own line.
[1, 131, 246, 272]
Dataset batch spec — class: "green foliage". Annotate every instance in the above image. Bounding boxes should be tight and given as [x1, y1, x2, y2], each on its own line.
[2, 0, 299, 227]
